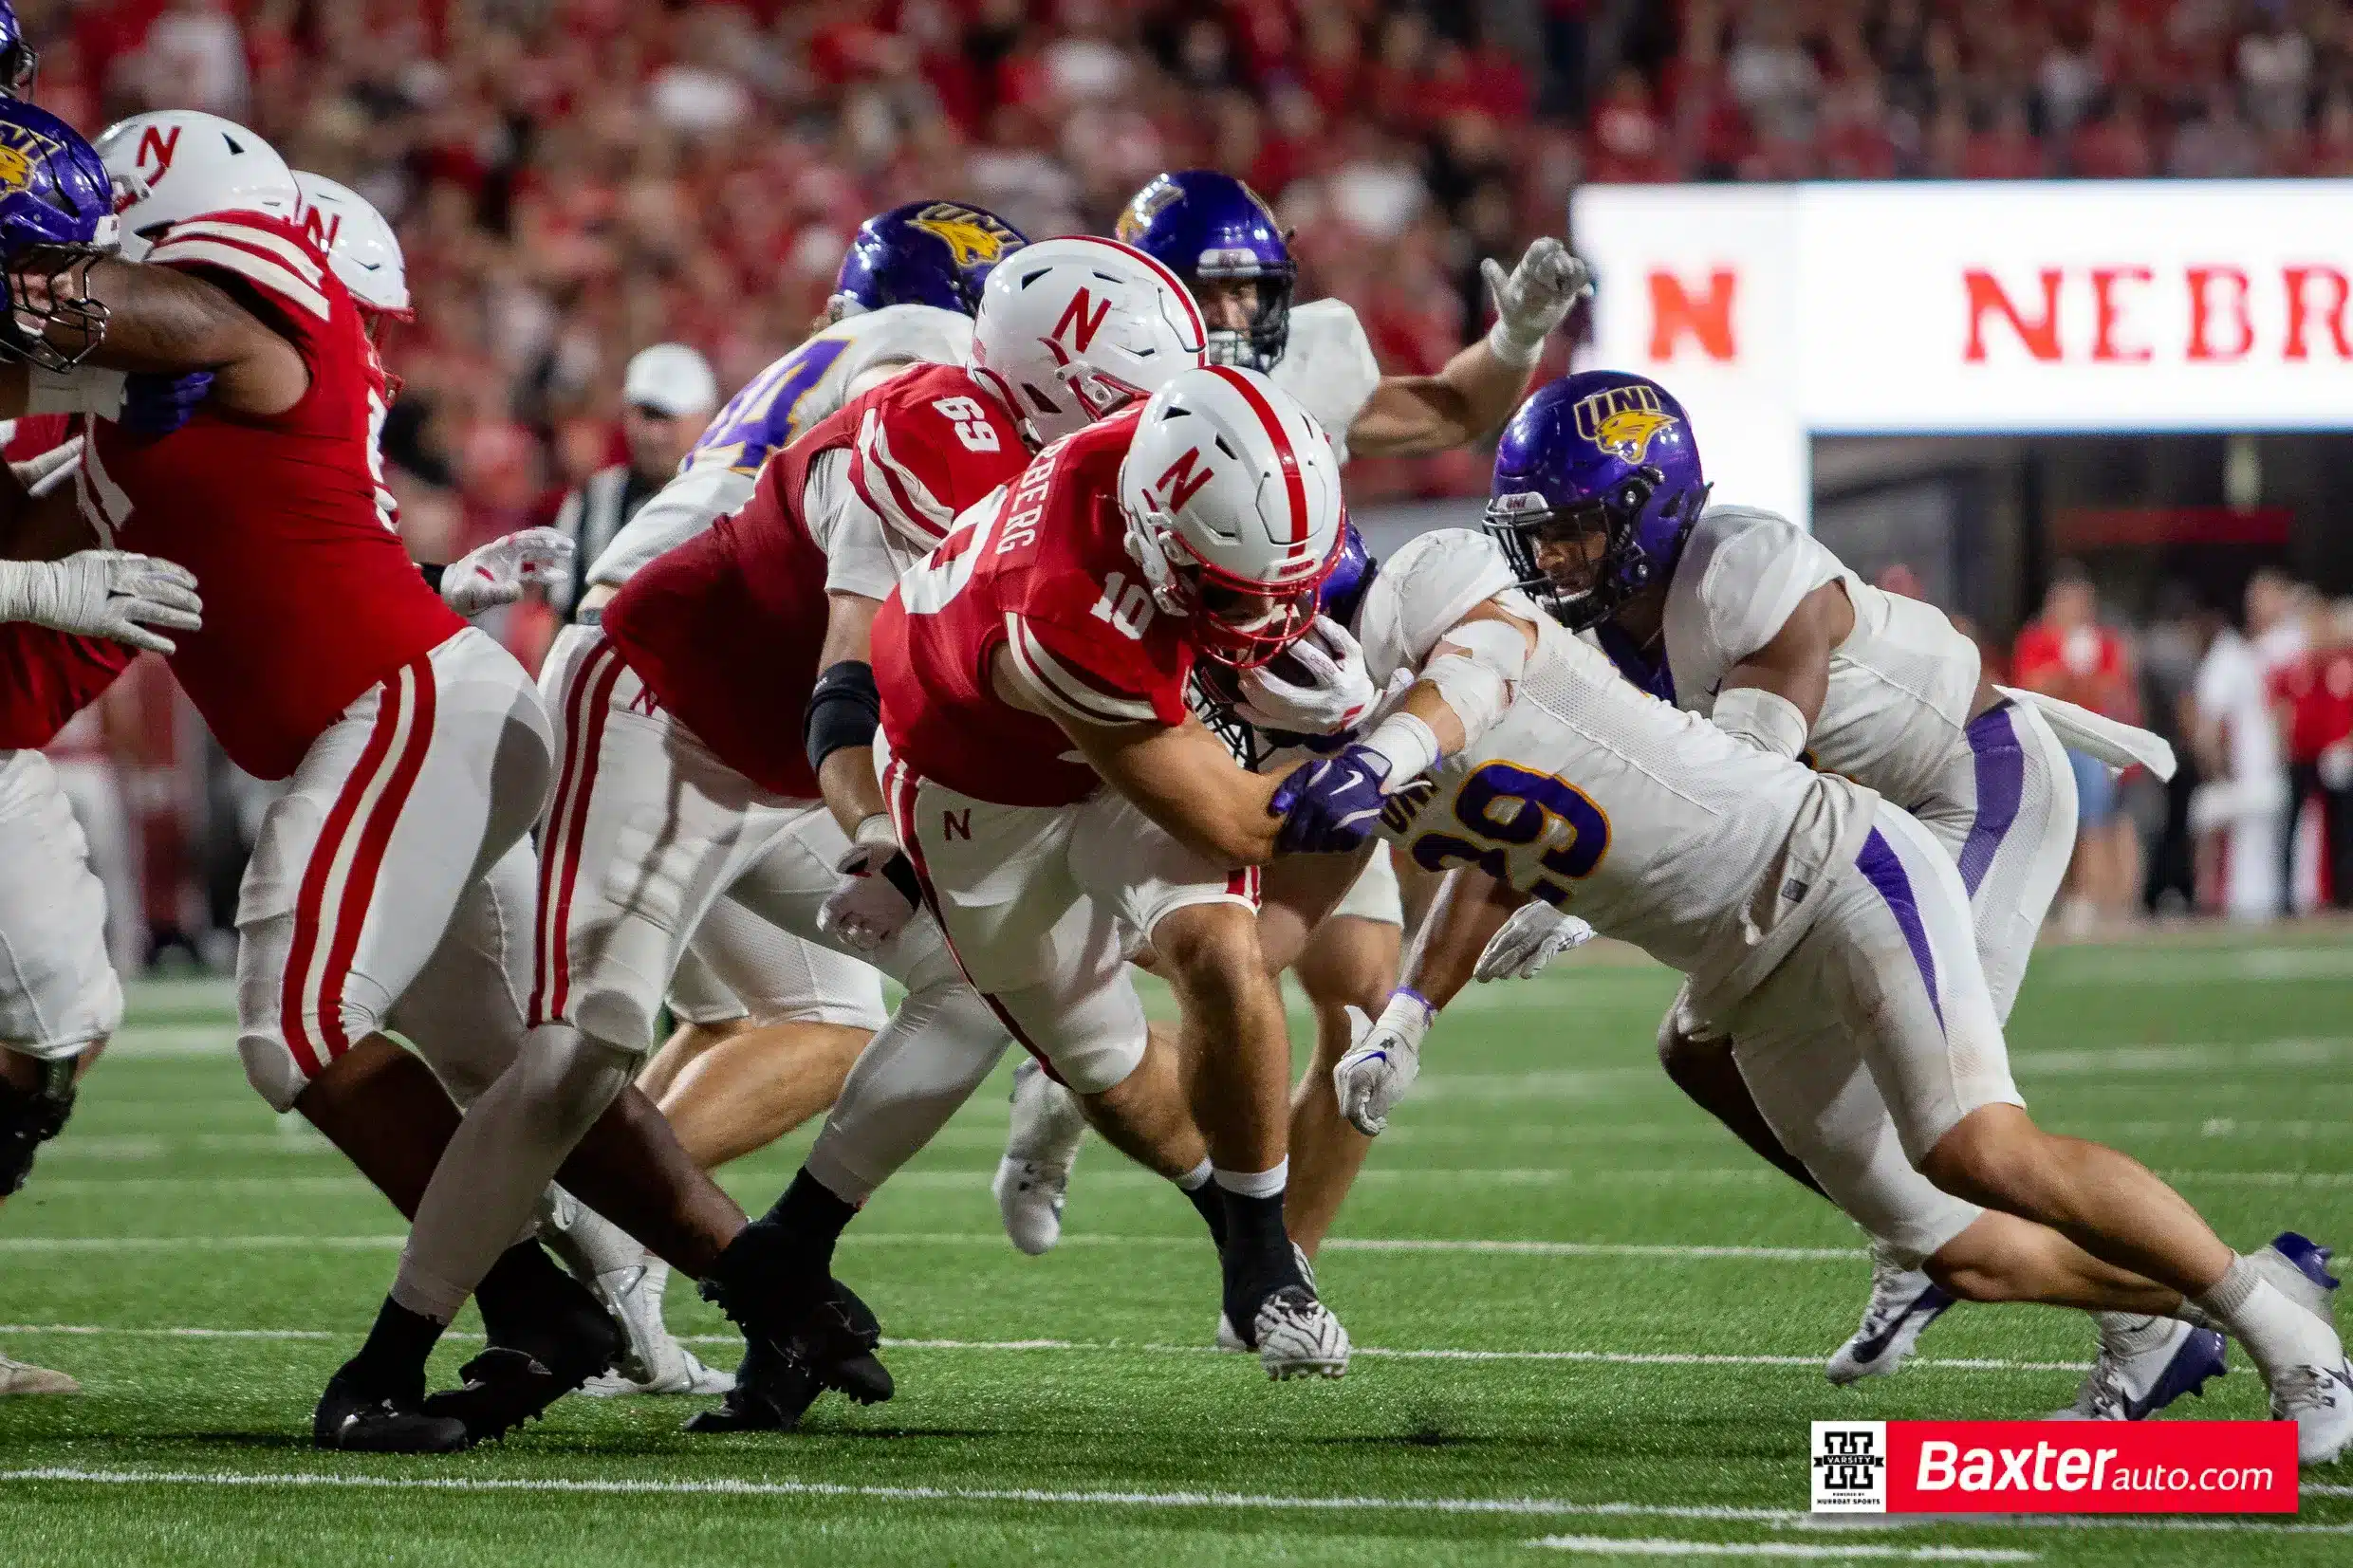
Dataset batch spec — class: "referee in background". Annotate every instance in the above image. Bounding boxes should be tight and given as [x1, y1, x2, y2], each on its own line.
[547, 342, 720, 619]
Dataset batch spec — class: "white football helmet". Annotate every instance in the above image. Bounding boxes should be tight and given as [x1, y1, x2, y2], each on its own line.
[1119, 364, 1345, 669]
[294, 173, 410, 319]
[94, 111, 299, 261]
[970, 235, 1206, 447]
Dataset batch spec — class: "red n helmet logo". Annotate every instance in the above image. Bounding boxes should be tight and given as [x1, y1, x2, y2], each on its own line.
[305, 208, 342, 250]
[1052, 288, 1112, 354]
[1157, 447, 1214, 513]
[137, 125, 180, 180]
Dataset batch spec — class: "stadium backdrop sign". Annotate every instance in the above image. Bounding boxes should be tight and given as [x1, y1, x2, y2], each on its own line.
[1571, 181, 2353, 527]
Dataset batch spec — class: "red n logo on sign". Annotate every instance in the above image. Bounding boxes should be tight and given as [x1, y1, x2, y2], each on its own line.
[1053, 288, 1112, 353]
[1647, 269, 1736, 361]
[137, 125, 180, 179]
[942, 809, 972, 841]
[1156, 448, 1214, 513]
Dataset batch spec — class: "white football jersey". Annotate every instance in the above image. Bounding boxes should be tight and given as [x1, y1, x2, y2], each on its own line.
[1361, 529, 1879, 1010]
[1658, 507, 1983, 812]
[1270, 298, 1380, 467]
[587, 304, 974, 589]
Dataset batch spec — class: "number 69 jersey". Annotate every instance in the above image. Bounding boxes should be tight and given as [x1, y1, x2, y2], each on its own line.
[1360, 530, 1881, 1012]
[875, 408, 1196, 809]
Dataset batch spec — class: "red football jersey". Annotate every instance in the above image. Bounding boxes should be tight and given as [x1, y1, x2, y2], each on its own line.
[73, 211, 463, 780]
[0, 415, 135, 748]
[876, 409, 1195, 808]
[602, 363, 1028, 798]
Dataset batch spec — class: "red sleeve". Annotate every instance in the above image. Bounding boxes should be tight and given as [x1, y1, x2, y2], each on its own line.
[1007, 575, 1191, 729]
[849, 374, 1028, 551]
[140, 211, 337, 351]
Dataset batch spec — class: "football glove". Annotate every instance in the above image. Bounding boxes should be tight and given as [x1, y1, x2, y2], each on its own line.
[1332, 989, 1436, 1136]
[817, 814, 923, 952]
[1481, 237, 1594, 368]
[1234, 615, 1375, 736]
[1473, 900, 1596, 982]
[440, 526, 575, 616]
[1269, 743, 1390, 855]
[0, 551, 202, 655]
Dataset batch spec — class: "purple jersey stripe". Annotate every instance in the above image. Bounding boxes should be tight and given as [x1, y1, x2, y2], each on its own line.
[1856, 826, 1944, 1028]
[687, 336, 850, 476]
[1955, 701, 2025, 897]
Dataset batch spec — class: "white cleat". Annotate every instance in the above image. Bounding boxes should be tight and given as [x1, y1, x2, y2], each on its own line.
[1216, 1243, 1315, 1353]
[994, 1058, 1087, 1256]
[1252, 1286, 1350, 1380]
[1825, 1241, 1956, 1386]
[2049, 1316, 2228, 1421]
[575, 1261, 735, 1398]
[0, 1352, 79, 1395]
[2271, 1360, 2353, 1466]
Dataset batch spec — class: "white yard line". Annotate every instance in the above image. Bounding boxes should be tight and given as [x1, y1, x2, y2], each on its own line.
[0, 1321, 2094, 1374]
[1528, 1540, 2037, 1561]
[0, 1468, 2341, 1536]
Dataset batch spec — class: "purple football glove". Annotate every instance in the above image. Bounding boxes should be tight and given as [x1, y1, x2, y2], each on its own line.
[1269, 743, 1391, 855]
[120, 371, 214, 436]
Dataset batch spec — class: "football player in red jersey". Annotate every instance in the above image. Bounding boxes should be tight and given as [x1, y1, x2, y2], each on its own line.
[0, 108, 802, 1450]
[374, 236, 1215, 1431]
[868, 363, 1356, 1376]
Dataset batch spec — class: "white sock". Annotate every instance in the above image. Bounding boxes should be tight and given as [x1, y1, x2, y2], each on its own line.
[1214, 1158, 1288, 1199]
[2201, 1255, 2341, 1377]
[1176, 1159, 1214, 1192]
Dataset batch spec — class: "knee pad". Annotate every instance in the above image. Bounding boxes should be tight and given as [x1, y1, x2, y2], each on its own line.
[0, 1055, 78, 1196]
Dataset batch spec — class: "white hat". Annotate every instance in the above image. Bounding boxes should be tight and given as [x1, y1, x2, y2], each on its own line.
[621, 342, 719, 418]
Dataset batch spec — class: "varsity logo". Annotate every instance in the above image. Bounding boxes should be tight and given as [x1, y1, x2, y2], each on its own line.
[1052, 288, 1112, 355]
[1156, 447, 1214, 513]
[135, 123, 180, 182]
[0, 118, 65, 194]
[1489, 490, 1549, 518]
[1811, 1422, 1889, 1513]
[303, 206, 343, 252]
[1115, 177, 1184, 244]
[1573, 382, 1678, 465]
[910, 202, 1021, 268]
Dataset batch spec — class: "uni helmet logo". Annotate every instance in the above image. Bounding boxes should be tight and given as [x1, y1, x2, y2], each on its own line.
[1572, 382, 1678, 464]
[1115, 178, 1183, 244]
[136, 124, 179, 181]
[0, 120, 62, 194]
[1157, 447, 1214, 513]
[1051, 288, 1113, 355]
[908, 202, 1019, 267]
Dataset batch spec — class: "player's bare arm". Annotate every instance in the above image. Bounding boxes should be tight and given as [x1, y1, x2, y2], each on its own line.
[1398, 867, 1529, 1015]
[66, 258, 308, 415]
[1344, 239, 1591, 459]
[1711, 578, 1854, 756]
[1052, 703, 1288, 867]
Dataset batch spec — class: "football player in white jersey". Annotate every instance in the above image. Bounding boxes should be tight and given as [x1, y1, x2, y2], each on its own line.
[1470, 373, 2226, 1419]
[989, 168, 1591, 1267]
[1256, 420, 2352, 1466]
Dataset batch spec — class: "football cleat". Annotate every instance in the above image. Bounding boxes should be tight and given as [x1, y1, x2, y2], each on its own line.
[576, 1261, 735, 1398]
[0, 1352, 78, 1396]
[2270, 1359, 2353, 1466]
[312, 1371, 467, 1453]
[2049, 1316, 2229, 1421]
[421, 1267, 622, 1445]
[1216, 1243, 1315, 1353]
[682, 1335, 819, 1433]
[1825, 1241, 1956, 1386]
[1251, 1285, 1350, 1380]
[683, 1279, 893, 1433]
[699, 1222, 896, 1411]
[994, 1058, 1087, 1255]
[2256, 1231, 2341, 1327]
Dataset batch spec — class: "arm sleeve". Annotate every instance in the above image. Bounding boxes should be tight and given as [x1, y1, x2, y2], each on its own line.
[801, 450, 900, 600]
[1273, 301, 1381, 466]
[585, 463, 757, 588]
[1003, 610, 1186, 729]
[1690, 507, 1845, 668]
[1353, 529, 1521, 686]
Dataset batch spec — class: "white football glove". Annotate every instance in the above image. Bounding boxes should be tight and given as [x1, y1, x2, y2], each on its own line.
[1332, 988, 1437, 1137]
[2320, 738, 2353, 792]
[1234, 615, 1376, 735]
[0, 550, 202, 655]
[1481, 236, 1594, 368]
[817, 813, 922, 953]
[1473, 901, 1596, 982]
[440, 526, 575, 616]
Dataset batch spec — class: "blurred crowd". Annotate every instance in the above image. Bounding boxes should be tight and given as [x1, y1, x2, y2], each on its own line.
[2006, 566, 2353, 928]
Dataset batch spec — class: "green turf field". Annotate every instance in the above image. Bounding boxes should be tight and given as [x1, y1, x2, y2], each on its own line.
[4, 932, 2351, 1565]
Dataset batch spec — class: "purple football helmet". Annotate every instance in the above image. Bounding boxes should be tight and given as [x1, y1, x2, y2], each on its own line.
[1116, 170, 1294, 372]
[1320, 515, 1377, 630]
[831, 199, 1028, 318]
[1484, 370, 1710, 632]
[0, 100, 119, 371]
[0, 4, 34, 98]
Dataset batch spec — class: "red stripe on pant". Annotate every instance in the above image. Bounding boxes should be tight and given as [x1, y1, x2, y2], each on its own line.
[312, 655, 437, 1060]
[277, 663, 411, 1080]
[528, 639, 626, 1025]
[884, 757, 1070, 1087]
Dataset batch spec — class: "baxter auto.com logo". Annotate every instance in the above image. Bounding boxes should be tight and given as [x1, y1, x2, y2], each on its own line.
[1811, 1421, 1889, 1513]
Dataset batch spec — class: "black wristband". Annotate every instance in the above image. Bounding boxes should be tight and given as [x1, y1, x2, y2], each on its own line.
[805, 659, 881, 774]
[880, 850, 923, 908]
[417, 561, 447, 594]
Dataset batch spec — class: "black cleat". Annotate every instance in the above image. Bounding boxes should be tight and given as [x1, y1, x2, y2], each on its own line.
[313, 1370, 468, 1453]
[797, 1277, 893, 1405]
[421, 1264, 622, 1445]
[682, 1337, 818, 1433]
[701, 1223, 895, 1411]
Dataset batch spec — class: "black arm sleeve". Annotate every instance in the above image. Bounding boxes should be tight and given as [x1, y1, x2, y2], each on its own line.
[805, 659, 881, 775]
